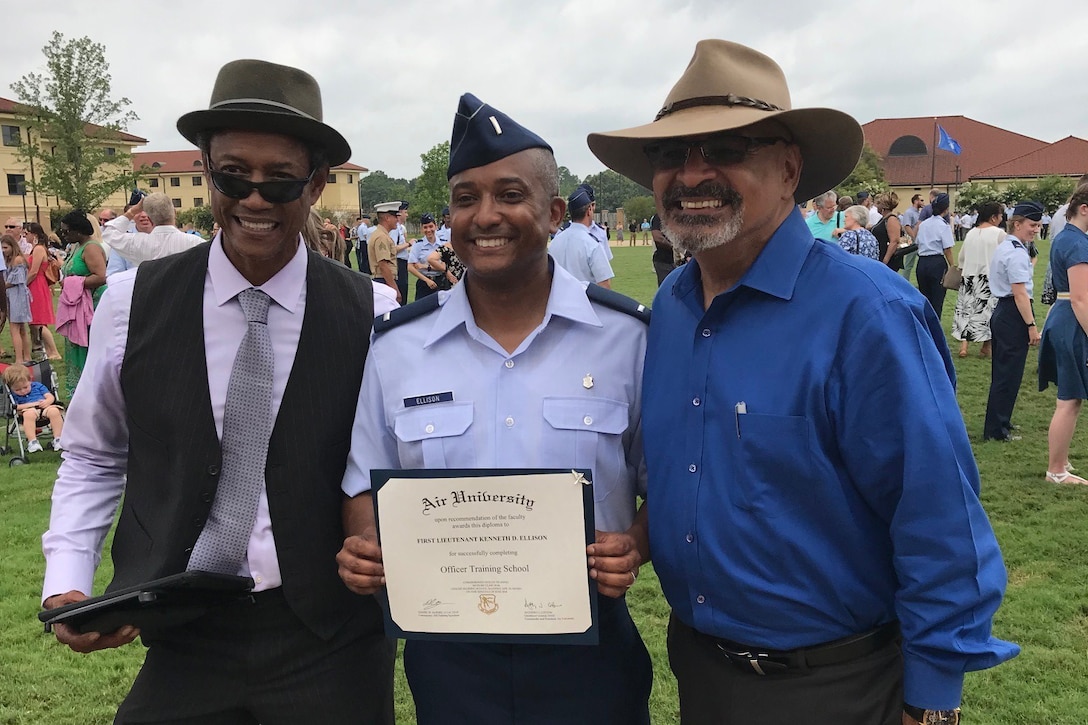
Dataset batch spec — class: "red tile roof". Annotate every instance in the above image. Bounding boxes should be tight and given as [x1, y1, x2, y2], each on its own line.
[862, 115, 1046, 186]
[973, 136, 1088, 179]
[132, 149, 366, 174]
[0, 95, 147, 144]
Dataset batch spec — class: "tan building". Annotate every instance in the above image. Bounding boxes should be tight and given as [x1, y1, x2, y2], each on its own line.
[132, 149, 367, 214]
[1, 96, 146, 226]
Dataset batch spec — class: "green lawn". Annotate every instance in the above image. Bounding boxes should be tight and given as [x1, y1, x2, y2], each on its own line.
[2, 243, 1085, 724]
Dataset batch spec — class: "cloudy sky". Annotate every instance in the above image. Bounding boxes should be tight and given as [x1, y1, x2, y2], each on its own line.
[5, 0, 1086, 180]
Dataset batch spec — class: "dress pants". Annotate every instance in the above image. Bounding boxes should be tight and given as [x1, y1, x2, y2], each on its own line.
[984, 297, 1030, 440]
[899, 249, 918, 283]
[396, 258, 409, 304]
[666, 614, 902, 725]
[404, 594, 652, 725]
[915, 254, 949, 318]
[114, 589, 396, 725]
[356, 246, 371, 275]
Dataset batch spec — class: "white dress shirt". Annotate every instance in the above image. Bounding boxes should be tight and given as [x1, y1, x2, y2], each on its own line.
[102, 217, 203, 266]
[42, 237, 313, 601]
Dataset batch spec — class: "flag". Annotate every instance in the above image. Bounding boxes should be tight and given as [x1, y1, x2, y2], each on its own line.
[936, 125, 962, 155]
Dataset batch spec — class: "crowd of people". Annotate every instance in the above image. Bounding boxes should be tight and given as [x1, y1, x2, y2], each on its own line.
[27, 40, 1067, 725]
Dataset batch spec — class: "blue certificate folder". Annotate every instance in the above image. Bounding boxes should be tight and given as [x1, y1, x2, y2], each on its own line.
[371, 468, 598, 645]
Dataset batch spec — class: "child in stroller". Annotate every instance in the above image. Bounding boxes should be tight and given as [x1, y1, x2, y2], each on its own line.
[3, 363, 63, 452]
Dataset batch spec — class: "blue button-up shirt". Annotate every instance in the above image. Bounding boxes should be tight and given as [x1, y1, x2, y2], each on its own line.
[916, 214, 953, 256]
[644, 209, 1018, 708]
[343, 262, 647, 533]
[989, 236, 1033, 298]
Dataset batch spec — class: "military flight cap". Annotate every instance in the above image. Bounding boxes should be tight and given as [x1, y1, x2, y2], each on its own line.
[447, 92, 553, 178]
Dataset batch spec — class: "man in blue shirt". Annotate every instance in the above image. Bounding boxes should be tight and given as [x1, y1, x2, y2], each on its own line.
[588, 38, 1017, 725]
[550, 185, 615, 287]
[338, 92, 653, 724]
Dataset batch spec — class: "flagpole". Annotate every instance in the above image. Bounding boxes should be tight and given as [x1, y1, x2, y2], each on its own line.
[930, 118, 938, 188]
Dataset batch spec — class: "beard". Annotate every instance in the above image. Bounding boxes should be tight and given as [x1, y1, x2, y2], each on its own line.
[659, 181, 744, 255]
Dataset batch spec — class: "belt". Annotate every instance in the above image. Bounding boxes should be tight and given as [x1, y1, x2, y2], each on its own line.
[698, 622, 899, 675]
[1057, 292, 1072, 300]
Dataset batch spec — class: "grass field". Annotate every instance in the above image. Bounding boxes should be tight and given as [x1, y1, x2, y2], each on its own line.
[1, 241, 1086, 724]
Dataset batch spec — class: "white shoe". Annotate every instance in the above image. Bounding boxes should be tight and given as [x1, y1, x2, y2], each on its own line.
[51, 438, 63, 451]
[26, 439, 42, 453]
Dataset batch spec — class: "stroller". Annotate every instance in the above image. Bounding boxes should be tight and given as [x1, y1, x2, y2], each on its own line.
[0, 358, 63, 466]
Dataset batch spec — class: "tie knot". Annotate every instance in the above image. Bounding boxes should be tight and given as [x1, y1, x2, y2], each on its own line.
[237, 288, 271, 324]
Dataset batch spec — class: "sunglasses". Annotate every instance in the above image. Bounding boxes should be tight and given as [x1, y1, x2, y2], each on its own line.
[208, 165, 315, 204]
[3, 224, 19, 229]
[644, 135, 788, 170]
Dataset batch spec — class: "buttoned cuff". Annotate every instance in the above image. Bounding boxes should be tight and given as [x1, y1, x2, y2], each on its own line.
[903, 654, 963, 710]
[42, 551, 99, 605]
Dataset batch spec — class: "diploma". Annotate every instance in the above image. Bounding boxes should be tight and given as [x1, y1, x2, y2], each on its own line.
[372, 468, 597, 645]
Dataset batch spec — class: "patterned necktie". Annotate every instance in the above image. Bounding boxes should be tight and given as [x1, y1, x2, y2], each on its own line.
[188, 288, 275, 574]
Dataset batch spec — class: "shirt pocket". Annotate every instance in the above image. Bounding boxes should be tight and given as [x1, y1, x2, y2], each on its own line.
[393, 402, 475, 468]
[542, 396, 629, 501]
[730, 413, 814, 517]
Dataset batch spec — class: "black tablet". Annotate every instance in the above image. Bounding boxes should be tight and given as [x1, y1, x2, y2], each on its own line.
[39, 571, 254, 635]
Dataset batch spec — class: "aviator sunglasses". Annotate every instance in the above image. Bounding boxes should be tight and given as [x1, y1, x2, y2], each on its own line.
[644, 135, 788, 170]
[207, 164, 316, 204]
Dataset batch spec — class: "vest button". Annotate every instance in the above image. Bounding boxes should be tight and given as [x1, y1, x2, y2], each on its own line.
[183, 547, 193, 555]
[192, 517, 203, 527]
[207, 464, 220, 476]
[201, 491, 213, 503]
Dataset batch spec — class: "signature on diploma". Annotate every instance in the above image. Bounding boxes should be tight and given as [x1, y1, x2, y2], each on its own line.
[421, 599, 446, 611]
[523, 598, 563, 610]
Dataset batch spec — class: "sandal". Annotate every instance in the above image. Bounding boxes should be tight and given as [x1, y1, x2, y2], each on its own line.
[1045, 470, 1088, 485]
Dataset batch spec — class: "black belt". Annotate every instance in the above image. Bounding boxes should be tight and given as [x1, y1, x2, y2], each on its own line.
[698, 622, 899, 675]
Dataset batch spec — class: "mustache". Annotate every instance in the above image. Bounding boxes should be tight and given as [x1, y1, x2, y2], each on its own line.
[662, 182, 742, 210]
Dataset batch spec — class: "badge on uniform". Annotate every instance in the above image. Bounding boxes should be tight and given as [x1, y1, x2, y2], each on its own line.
[582, 374, 594, 389]
[403, 391, 454, 408]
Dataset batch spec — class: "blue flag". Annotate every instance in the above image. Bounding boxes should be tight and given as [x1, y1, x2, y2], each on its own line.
[937, 125, 962, 155]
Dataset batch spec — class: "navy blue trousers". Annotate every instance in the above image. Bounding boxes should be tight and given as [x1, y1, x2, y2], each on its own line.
[404, 594, 652, 725]
[984, 297, 1030, 440]
[916, 255, 949, 319]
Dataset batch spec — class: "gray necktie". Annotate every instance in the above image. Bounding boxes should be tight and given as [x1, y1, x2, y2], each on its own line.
[188, 288, 274, 574]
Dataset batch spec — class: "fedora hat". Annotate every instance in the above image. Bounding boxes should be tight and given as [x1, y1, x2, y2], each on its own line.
[587, 40, 863, 202]
[177, 59, 351, 166]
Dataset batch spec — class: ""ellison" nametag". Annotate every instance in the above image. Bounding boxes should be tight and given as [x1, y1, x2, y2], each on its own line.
[403, 391, 455, 408]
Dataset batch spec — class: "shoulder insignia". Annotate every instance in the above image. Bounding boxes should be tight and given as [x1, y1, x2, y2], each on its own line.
[585, 284, 651, 324]
[373, 292, 441, 333]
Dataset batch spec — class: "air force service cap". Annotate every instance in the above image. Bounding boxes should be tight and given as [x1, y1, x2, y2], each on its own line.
[568, 183, 595, 213]
[447, 92, 553, 179]
[1012, 200, 1044, 221]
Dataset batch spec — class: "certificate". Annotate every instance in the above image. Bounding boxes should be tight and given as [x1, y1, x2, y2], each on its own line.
[372, 468, 597, 645]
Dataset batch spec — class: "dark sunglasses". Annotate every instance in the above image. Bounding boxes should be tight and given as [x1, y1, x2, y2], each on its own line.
[208, 165, 315, 204]
[644, 135, 788, 170]
[3, 224, 19, 229]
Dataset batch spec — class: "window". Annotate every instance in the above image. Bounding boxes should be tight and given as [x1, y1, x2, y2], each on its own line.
[2, 125, 21, 147]
[347, 175, 352, 184]
[193, 197, 203, 207]
[172, 198, 182, 208]
[105, 147, 116, 156]
[192, 176, 202, 186]
[328, 174, 337, 183]
[170, 177, 180, 187]
[148, 178, 160, 188]
[7, 174, 26, 195]
[887, 135, 928, 157]
[192, 159, 203, 168]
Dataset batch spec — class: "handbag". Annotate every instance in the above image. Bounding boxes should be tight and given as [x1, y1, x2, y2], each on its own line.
[43, 256, 61, 285]
[942, 265, 963, 290]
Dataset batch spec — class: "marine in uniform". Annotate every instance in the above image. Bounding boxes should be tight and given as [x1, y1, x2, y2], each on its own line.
[338, 92, 653, 725]
[983, 201, 1043, 441]
[368, 201, 400, 302]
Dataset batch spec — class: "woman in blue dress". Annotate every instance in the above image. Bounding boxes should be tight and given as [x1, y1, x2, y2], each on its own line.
[1039, 185, 1088, 484]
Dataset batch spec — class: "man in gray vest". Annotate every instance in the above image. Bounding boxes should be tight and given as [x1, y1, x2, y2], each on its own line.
[40, 59, 395, 724]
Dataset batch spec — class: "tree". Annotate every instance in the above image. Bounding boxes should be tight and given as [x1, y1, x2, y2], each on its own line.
[955, 181, 1002, 212]
[1030, 175, 1077, 213]
[622, 196, 656, 226]
[358, 170, 411, 212]
[413, 141, 450, 217]
[835, 144, 888, 200]
[176, 206, 215, 234]
[10, 32, 140, 212]
[580, 170, 649, 210]
[1001, 181, 1033, 206]
[557, 166, 581, 199]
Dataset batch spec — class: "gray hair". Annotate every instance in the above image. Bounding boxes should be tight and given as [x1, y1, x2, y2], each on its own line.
[812, 191, 838, 207]
[142, 192, 176, 227]
[844, 205, 869, 228]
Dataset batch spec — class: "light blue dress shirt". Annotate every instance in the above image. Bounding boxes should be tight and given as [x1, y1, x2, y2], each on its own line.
[343, 262, 646, 534]
[916, 215, 953, 256]
[549, 223, 614, 285]
[988, 236, 1033, 298]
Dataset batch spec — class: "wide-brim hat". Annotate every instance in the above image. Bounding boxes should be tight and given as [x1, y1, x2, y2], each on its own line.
[587, 40, 863, 203]
[177, 59, 351, 167]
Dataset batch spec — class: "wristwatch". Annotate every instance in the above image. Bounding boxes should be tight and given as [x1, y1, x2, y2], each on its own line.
[904, 704, 961, 724]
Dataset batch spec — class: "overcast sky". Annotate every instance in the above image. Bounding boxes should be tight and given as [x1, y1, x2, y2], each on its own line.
[5, 0, 1086, 181]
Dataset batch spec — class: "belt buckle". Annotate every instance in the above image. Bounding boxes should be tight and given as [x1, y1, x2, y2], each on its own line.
[715, 644, 790, 675]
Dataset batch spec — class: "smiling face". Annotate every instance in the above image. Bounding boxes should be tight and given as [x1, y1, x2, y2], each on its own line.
[448, 148, 563, 286]
[134, 212, 154, 233]
[650, 125, 799, 256]
[206, 129, 326, 282]
[421, 221, 437, 241]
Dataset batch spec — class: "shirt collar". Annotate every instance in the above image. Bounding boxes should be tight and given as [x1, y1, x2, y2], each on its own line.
[424, 258, 601, 348]
[671, 208, 812, 304]
[209, 233, 308, 314]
